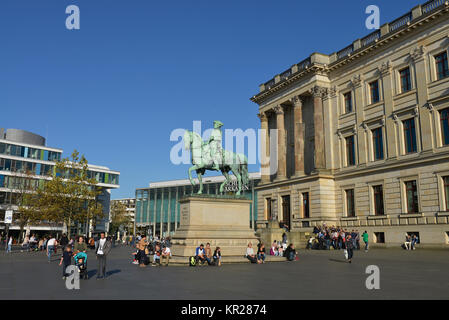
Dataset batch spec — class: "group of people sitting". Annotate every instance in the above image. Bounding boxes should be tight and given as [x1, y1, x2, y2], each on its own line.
[132, 234, 172, 267]
[246, 241, 297, 263]
[403, 234, 419, 250]
[194, 243, 222, 266]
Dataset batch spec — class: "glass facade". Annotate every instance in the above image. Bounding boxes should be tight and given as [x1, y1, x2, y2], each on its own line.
[0, 142, 61, 162]
[135, 178, 259, 237]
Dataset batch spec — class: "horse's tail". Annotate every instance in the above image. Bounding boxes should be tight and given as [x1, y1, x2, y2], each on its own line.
[184, 130, 191, 150]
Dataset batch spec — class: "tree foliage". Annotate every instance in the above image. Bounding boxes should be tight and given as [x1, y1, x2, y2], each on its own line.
[33, 150, 104, 236]
[109, 201, 132, 235]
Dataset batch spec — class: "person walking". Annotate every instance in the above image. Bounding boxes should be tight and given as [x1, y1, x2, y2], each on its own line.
[47, 235, 56, 262]
[95, 232, 112, 279]
[346, 234, 354, 263]
[362, 231, 369, 252]
[6, 236, 13, 253]
[59, 245, 73, 280]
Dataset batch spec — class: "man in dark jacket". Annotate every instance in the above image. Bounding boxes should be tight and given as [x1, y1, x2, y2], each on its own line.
[95, 232, 112, 279]
[284, 243, 297, 261]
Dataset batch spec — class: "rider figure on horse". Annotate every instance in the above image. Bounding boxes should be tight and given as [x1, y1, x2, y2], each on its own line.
[208, 120, 223, 171]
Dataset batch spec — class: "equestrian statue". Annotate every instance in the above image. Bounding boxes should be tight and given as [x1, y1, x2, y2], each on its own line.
[184, 120, 249, 196]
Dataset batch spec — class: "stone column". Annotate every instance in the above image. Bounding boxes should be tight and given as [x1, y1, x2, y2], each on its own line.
[412, 46, 433, 151]
[258, 111, 270, 183]
[378, 63, 398, 160]
[274, 105, 287, 180]
[291, 96, 305, 176]
[310, 86, 326, 171]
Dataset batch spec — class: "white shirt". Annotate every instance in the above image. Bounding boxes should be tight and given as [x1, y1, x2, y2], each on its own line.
[246, 247, 254, 256]
[8, 238, 12, 245]
[97, 238, 106, 255]
[163, 247, 171, 256]
[47, 238, 56, 246]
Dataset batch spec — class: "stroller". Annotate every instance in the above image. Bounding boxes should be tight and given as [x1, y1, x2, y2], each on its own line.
[74, 252, 88, 280]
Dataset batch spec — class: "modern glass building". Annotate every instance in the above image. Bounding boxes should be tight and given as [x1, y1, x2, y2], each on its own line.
[0, 128, 120, 237]
[135, 172, 260, 237]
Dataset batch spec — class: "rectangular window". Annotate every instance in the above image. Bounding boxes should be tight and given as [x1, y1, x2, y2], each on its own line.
[266, 198, 272, 220]
[346, 136, 355, 166]
[374, 232, 385, 243]
[444, 176, 449, 212]
[369, 80, 380, 103]
[302, 192, 310, 218]
[400, 67, 411, 92]
[405, 180, 419, 214]
[403, 118, 417, 153]
[372, 127, 384, 160]
[435, 51, 449, 80]
[344, 92, 352, 113]
[441, 108, 449, 146]
[346, 189, 355, 217]
[373, 185, 384, 216]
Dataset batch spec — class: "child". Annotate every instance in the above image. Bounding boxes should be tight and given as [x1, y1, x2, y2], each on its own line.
[59, 245, 73, 280]
[278, 245, 284, 257]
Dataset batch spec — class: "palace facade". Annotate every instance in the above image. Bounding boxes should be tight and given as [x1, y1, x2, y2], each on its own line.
[252, 0, 449, 247]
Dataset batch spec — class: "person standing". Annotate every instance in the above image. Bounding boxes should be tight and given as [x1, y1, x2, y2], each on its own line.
[213, 247, 222, 266]
[95, 232, 112, 279]
[47, 235, 56, 262]
[60, 234, 69, 248]
[362, 231, 369, 252]
[59, 245, 73, 280]
[74, 236, 87, 254]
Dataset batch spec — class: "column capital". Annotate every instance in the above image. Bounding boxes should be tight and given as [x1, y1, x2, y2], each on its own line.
[310, 85, 326, 98]
[378, 60, 392, 77]
[273, 105, 284, 115]
[257, 112, 268, 122]
[290, 95, 304, 108]
[410, 45, 426, 63]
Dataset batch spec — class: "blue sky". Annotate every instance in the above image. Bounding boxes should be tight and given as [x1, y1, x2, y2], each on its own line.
[0, 0, 422, 198]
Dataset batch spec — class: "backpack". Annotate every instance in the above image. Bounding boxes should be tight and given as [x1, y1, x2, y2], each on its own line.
[189, 256, 196, 267]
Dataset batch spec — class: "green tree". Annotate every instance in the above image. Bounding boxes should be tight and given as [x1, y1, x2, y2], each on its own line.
[35, 150, 103, 237]
[14, 170, 41, 242]
[109, 201, 132, 235]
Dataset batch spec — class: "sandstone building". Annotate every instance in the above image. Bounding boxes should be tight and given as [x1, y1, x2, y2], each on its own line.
[252, 0, 449, 247]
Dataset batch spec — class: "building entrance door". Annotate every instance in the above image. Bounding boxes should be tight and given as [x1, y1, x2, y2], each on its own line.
[281, 195, 291, 230]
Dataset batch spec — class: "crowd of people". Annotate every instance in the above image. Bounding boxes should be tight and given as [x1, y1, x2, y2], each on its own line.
[131, 234, 173, 267]
[306, 225, 369, 253]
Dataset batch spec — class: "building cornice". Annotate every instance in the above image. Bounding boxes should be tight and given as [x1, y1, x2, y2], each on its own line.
[250, 0, 449, 105]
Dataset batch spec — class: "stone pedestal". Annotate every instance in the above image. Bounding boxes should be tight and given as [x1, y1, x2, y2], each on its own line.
[171, 196, 258, 257]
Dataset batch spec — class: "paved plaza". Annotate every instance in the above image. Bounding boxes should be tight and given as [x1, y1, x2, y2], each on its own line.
[0, 245, 448, 300]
